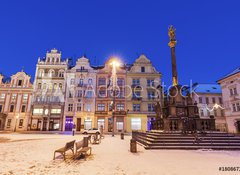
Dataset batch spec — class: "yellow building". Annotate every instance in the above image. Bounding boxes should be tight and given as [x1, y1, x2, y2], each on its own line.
[126, 55, 162, 132]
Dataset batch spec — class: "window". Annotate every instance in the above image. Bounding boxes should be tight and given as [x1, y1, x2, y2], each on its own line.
[79, 79, 83, 86]
[98, 78, 106, 85]
[23, 94, 28, 101]
[199, 97, 203, 103]
[77, 103, 82, 111]
[59, 83, 62, 89]
[132, 79, 140, 85]
[48, 70, 55, 77]
[131, 118, 141, 130]
[148, 91, 155, 99]
[59, 71, 64, 78]
[21, 105, 26, 113]
[77, 90, 83, 98]
[33, 108, 43, 114]
[200, 109, 204, 116]
[148, 104, 155, 112]
[234, 88, 238, 95]
[147, 79, 154, 87]
[219, 97, 222, 104]
[97, 104, 105, 111]
[116, 104, 124, 111]
[221, 109, 224, 117]
[98, 119, 105, 129]
[117, 78, 124, 86]
[19, 119, 23, 127]
[86, 91, 93, 98]
[68, 104, 73, 111]
[84, 119, 92, 130]
[80, 66, 85, 70]
[0, 105, 2, 112]
[53, 83, 57, 90]
[133, 91, 141, 98]
[1, 93, 5, 100]
[86, 104, 91, 112]
[232, 104, 236, 112]
[141, 67, 145, 72]
[230, 89, 233, 96]
[10, 105, 14, 112]
[12, 94, 17, 100]
[7, 119, 11, 127]
[69, 92, 73, 98]
[70, 79, 75, 85]
[88, 78, 93, 85]
[18, 80, 23, 86]
[237, 103, 240, 112]
[206, 97, 209, 104]
[51, 109, 61, 114]
[99, 88, 106, 97]
[212, 97, 216, 104]
[133, 104, 140, 111]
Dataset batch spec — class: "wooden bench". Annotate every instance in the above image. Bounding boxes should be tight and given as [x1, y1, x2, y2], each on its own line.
[75, 140, 92, 160]
[53, 140, 75, 160]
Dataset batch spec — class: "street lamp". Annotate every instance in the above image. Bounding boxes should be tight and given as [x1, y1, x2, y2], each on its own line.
[14, 114, 19, 132]
[110, 59, 120, 137]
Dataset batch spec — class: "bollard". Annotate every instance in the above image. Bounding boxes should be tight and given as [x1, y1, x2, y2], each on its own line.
[83, 136, 89, 147]
[130, 138, 137, 153]
[121, 133, 124, 140]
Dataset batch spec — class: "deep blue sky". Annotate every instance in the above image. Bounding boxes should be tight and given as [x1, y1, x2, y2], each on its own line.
[0, 0, 239, 85]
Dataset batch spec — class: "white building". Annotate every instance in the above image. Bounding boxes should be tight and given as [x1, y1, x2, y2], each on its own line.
[31, 49, 68, 131]
[64, 56, 96, 131]
[191, 83, 226, 132]
[217, 67, 240, 133]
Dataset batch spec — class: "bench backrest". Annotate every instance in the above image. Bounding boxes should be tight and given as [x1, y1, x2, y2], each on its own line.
[75, 140, 84, 151]
[65, 140, 75, 150]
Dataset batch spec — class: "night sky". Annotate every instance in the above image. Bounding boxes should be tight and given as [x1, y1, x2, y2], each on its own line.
[0, 0, 239, 86]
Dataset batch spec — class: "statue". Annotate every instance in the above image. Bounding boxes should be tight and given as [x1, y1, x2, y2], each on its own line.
[154, 102, 162, 118]
[168, 25, 176, 41]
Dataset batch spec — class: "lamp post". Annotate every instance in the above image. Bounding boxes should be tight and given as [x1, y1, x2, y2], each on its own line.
[110, 60, 120, 137]
[14, 114, 19, 132]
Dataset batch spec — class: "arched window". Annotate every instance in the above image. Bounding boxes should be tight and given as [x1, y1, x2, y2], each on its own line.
[56, 57, 59, 63]
[52, 57, 55, 63]
[38, 83, 41, 89]
[88, 78, 93, 85]
[59, 83, 62, 89]
[58, 70, 64, 78]
[48, 70, 55, 77]
[38, 69, 44, 77]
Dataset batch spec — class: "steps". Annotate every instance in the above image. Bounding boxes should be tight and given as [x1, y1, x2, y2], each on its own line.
[133, 131, 240, 150]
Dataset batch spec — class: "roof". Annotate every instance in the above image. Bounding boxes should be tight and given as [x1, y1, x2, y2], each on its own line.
[217, 66, 240, 82]
[192, 83, 222, 94]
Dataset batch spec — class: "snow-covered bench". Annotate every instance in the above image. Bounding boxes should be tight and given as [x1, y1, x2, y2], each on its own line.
[53, 140, 75, 160]
[75, 140, 92, 160]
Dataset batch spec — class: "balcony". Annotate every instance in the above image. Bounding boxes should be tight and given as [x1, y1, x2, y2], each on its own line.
[113, 111, 127, 115]
[76, 69, 88, 72]
[95, 111, 108, 115]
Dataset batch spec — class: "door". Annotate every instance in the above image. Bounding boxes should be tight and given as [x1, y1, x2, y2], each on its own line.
[77, 118, 81, 131]
[43, 122, 47, 131]
[108, 118, 113, 132]
[237, 121, 240, 133]
[65, 117, 73, 131]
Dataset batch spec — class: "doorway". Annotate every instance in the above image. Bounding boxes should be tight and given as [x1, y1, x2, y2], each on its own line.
[77, 118, 81, 131]
[65, 116, 73, 131]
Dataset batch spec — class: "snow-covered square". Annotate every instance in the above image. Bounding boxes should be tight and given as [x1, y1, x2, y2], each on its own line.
[0, 133, 240, 175]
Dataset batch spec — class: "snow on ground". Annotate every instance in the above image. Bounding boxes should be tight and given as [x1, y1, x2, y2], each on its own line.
[0, 133, 240, 175]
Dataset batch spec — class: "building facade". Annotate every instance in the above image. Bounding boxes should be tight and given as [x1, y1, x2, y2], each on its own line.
[31, 49, 68, 131]
[95, 58, 127, 133]
[191, 84, 226, 132]
[218, 67, 240, 133]
[0, 71, 32, 131]
[126, 55, 161, 132]
[64, 56, 96, 131]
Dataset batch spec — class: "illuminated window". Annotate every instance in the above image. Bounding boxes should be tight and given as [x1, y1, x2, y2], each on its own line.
[33, 108, 43, 114]
[131, 118, 141, 130]
[51, 109, 61, 114]
[97, 104, 105, 111]
[23, 94, 28, 100]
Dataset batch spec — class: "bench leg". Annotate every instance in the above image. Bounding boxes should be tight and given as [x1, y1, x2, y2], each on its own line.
[53, 152, 56, 160]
